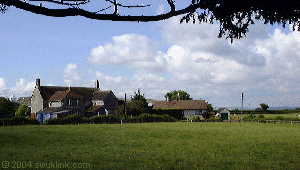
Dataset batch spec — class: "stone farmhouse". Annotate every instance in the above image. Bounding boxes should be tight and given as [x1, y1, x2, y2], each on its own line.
[153, 100, 208, 118]
[31, 79, 118, 122]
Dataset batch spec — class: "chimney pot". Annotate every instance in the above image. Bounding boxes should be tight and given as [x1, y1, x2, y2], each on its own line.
[36, 78, 40, 87]
[95, 80, 100, 90]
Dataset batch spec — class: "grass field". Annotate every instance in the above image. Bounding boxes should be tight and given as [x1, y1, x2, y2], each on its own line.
[231, 112, 300, 120]
[1, 122, 300, 169]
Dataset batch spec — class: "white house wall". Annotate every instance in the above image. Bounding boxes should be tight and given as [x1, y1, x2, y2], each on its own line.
[184, 110, 196, 117]
[49, 101, 63, 107]
[31, 87, 43, 114]
[92, 100, 104, 106]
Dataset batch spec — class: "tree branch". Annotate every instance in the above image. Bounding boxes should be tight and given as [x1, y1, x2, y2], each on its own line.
[0, 0, 201, 21]
[167, 0, 175, 12]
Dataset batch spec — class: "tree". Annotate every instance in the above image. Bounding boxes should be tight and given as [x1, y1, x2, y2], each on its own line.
[127, 89, 148, 116]
[260, 103, 269, 111]
[0, 97, 15, 116]
[202, 112, 210, 119]
[207, 103, 213, 112]
[15, 104, 31, 117]
[1, 0, 300, 41]
[164, 90, 192, 101]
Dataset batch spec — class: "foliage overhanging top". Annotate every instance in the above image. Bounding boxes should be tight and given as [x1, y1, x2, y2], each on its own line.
[1, 0, 300, 40]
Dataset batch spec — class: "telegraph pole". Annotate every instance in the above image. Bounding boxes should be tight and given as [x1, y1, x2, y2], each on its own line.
[124, 93, 127, 117]
[241, 93, 244, 122]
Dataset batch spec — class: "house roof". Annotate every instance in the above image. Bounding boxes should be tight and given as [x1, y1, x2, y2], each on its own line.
[153, 100, 208, 110]
[49, 90, 68, 101]
[49, 90, 83, 101]
[92, 91, 111, 100]
[86, 105, 103, 113]
[38, 86, 103, 101]
[217, 108, 230, 113]
[37, 107, 71, 114]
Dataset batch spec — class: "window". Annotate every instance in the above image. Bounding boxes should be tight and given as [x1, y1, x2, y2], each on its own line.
[77, 99, 79, 105]
[69, 99, 71, 106]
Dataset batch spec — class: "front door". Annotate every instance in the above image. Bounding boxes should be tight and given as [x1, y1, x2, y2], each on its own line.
[221, 113, 228, 120]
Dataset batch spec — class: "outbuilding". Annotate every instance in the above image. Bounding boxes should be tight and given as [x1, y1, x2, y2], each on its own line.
[153, 100, 208, 119]
[217, 108, 230, 121]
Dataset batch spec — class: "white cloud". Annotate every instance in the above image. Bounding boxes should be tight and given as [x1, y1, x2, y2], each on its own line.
[64, 63, 81, 86]
[156, 5, 165, 15]
[0, 78, 6, 90]
[89, 34, 167, 72]
[158, 17, 300, 107]
[92, 71, 168, 100]
[0, 78, 35, 98]
[9, 78, 35, 97]
[0, 78, 8, 97]
[86, 17, 300, 107]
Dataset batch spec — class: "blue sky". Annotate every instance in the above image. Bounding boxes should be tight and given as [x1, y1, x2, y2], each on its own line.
[1, 1, 300, 108]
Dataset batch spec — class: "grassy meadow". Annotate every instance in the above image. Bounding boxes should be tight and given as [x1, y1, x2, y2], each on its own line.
[1, 122, 300, 169]
[230, 112, 300, 121]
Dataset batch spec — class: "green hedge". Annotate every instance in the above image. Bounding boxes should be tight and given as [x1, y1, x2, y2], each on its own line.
[46, 114, 86, 125]
[150, 109, 183, 120]
[135, 113, 176, 123]
[0, 116, 39, 126]
[89, 114, 120, 124]
[45, 113, 177, 125]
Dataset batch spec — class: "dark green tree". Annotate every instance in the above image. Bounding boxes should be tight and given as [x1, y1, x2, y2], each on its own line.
[207, 103, 213, 112]
[202, 112, 210, 119]
[260, 103, 269, 111]
[164, 90, 192, 101]
[0, 97, 15, 116]
[1, 1, 300, 41]
[127, 89, 148, 117]
[15, 104, 31, 117]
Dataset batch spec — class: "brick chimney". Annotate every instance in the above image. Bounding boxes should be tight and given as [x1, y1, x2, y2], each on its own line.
[36, 78, 40, 87]
[95, 80, 100, 90]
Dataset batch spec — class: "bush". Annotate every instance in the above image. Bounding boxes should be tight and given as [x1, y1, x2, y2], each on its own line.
[243, 114, 256, 121]
[258, 114, 265, 120]
[124, 116, 137, 123]
[274, 116, 284, 120]
[0, 117, 39, 126]
[46, 118, 63, 125]
[150, 109, 183, 120]
[192, 115, 201, 122]
[213, 115, 221, 120]
[202, 112, 210, 119]
[88, 115, 120, 124]
[136, 113, 176, 123]
[63, 114, 83, 124]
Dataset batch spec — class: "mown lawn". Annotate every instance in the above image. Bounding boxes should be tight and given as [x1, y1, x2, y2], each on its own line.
[1, 122, 300, 169]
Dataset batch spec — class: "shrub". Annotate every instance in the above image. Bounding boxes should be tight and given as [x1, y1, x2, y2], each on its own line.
[124, 116, 137, 123]
[274, 116, 284, 120]
[89, 115, 120, 124]
[0, 117, 39, 126]
[46, 118, 63, 125]
[63, 114, 83, 124]
[192, 115, 201, 122]
[243, 114, 256, 121]
[150, 109, 183, 120]
[213, 115, 221, 120]
[136, 113, 176, 123]
[202, 112, 210, 119]
[257, 114, 265, 120]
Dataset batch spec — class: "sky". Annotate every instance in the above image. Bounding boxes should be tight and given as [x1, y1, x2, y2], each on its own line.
[1, 1, 300, 108]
